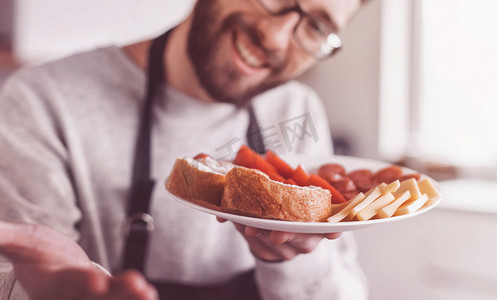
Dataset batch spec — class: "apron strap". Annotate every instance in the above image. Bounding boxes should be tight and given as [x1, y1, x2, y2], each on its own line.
[122, 28, 266, 284]
[246, 103, 266, 155]
[122, 29, 172, 272]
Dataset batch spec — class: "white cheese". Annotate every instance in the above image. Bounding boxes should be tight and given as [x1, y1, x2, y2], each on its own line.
[344, 187, 383, 221]
[327, 193, 366, 223]
[417, 178, 441, 208]
[380, 180, 400, 194]
[356, 192, 396, 221]
[375, 190, 411, 218]
[394, 193, 429, 216]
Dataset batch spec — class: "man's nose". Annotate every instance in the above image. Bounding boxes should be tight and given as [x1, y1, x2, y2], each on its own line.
[256, 12, 301, 52]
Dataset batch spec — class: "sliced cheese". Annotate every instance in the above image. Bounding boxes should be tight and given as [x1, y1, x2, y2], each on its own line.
[343, 187, 383, 221]
[417, 178, 440, 200]
[417, 178, 441, 208]
[368, 183, 386, 195]
[327, 193, 365, 223]
[393, 178, 422, 206]
[394, 193, 429, 216]
[355, 192, 395, 221]
[379, 180, 400, 194]
[375, 190, 411, 218]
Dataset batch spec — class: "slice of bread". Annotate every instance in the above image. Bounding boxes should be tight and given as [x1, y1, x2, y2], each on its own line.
[166, 156, 234, 207]
[221, 166, 332, 222]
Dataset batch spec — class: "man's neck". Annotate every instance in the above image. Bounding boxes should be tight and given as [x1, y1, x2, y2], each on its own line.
[122, 18, 215, 103]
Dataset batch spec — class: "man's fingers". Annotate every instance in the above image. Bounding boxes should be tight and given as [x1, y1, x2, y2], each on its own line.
[0, 222, 33, 249]
[269, 231, 293, 244]
[324, 232, 342, 240]
[230, 222, 343, 262]
[244, 226, 267, 238]
[0, 221, 91, 268]
[22, 268, 108, 300]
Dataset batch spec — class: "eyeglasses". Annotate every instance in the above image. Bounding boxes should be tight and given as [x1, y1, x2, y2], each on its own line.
[254, 0, 342, 60]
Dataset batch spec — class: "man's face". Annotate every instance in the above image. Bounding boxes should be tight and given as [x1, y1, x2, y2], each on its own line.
[187, 0, 361, 105]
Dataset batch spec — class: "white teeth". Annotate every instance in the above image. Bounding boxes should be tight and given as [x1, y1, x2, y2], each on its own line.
[236, 37, 264, 68]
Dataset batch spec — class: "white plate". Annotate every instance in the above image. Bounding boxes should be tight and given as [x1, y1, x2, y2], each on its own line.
[168, 155, 442, 233]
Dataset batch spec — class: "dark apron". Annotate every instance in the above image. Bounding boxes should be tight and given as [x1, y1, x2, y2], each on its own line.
[121, 28, 265, 300]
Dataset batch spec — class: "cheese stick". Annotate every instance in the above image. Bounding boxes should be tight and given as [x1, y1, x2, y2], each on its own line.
[394, 193, 429, 216]
[375, 190, 411, 219]
[417, 178, 441, 209]
[380, 180, 400, 194]
[355, 192, 395, 221]
[327, 192, 366, 223]
[343, 187, 383, 221]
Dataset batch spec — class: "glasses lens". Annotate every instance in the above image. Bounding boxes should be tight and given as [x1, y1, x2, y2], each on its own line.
[294, 17, 341, 59]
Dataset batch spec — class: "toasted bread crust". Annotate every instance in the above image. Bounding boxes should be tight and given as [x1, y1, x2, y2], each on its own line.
[221, 167, 332, 222]
[165, 158, 226, 206]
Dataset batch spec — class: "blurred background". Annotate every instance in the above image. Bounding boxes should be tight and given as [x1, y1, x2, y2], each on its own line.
[1, 0, 496, 299]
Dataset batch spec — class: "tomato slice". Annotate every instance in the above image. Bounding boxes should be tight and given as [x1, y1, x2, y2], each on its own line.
[265, 150, 294, 178]
[233, 145, 277, 174]
[291, 165, 310, 186]
[307, 174, 347, 204]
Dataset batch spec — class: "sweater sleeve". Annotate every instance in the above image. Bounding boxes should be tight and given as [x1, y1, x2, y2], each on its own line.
[0, 69, 82, 236]
[0, 70, 83, 298]
[0, 269, 28, 300]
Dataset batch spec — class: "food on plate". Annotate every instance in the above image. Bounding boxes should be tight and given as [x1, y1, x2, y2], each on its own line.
[166, 149, 334, 221]
[328, 177, 441, 222]
[166, 146, 441, 224]
[375, 191, 411, 218]
[165, 155, 234, 207]
[234, 145, 347, 204]
[318, 162, 424, 201]
[327, 193, 366, 223]
[221, 166, 332, 222]
[371, 165, 403, 185]
[346, 169, 375, 193]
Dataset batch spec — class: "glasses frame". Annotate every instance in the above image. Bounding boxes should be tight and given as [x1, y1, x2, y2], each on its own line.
[254, 0, 342, 60]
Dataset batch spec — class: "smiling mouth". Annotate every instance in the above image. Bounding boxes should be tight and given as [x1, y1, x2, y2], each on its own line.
[233, 30, 268, 70]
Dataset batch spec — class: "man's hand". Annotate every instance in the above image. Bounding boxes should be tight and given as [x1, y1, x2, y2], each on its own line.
[217, 218, 341, 262]
[0, 221, 158, 300]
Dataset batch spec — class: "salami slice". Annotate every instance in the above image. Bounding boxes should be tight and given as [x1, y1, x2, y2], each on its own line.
[330, 177, 357, 193]
[342, 190, 361, 200]
[320, 172, 344, 183]
[399, 173, 422, 182]
[318, 163, 346, 176]
[372, 166, 403, 184]
[318, 163, 347, 184]
[347, 169, 375, 192]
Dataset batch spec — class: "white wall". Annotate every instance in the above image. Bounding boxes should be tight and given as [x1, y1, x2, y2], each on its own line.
[13, 0, 195, 64]
[299, 0, 382, 159]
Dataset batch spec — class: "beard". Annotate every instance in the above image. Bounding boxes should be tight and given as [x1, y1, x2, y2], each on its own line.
[187, 0, 288, 106]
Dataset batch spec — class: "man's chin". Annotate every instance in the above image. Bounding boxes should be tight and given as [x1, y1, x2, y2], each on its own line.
[206, 85, 276, 107]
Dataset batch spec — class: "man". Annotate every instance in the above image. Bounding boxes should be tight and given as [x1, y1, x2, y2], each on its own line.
[0, 0, 369, 299]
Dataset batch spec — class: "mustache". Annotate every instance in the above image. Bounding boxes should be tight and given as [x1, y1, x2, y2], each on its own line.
[220, 13, 286, 73]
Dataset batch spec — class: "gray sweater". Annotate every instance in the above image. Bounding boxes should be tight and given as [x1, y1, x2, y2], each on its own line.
[0, 46, 367, 299]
